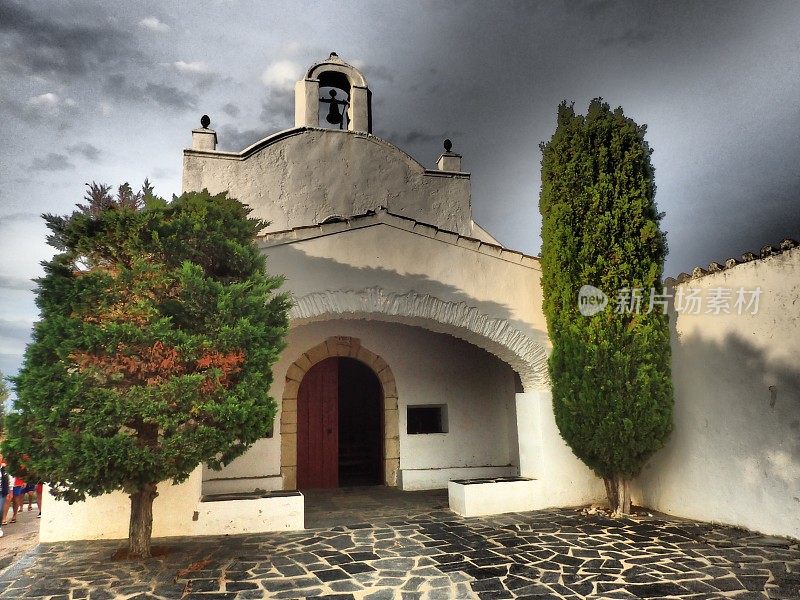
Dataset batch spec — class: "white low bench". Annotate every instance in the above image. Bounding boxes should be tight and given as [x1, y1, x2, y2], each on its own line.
[198, 490, 304, 534]
[448, 476, 540, 517]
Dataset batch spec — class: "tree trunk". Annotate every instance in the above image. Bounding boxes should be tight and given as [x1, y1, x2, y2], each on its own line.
[604, 474, 632, 515]
[603, 475, 619, 513]
[128, 482, 158, 558]
[621, 478, 631, 514]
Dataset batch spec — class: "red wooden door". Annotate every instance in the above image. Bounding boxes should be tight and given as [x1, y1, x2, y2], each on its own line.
[297, 357, 339, 489]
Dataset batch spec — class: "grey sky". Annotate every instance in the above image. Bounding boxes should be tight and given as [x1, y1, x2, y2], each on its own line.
[1, 0, 799, 381]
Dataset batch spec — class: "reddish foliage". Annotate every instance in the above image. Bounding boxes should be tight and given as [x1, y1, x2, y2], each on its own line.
[195, 349, 245, 393]
[70, 342, 244, 391]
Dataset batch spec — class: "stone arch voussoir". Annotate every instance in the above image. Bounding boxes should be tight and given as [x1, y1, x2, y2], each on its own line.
[289, 288, 550, 392]
[280, 336, 399, 490]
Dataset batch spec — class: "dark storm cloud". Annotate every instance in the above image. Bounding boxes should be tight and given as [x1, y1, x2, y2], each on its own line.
[1, 92, 80, 126]
[103, 75, 198, 111]
[163, 61, 225, 92]
[29, 153, 74, 172]
[1, 0, 798, 286]
[376, 129, 463, 150]
[222, 103, 240, 118]
[400, 0, 800, 272]
[401, 131, 457, 146]
[0, 354, 24, 380]
[0, 213, 39, 224]
[66, 143, 101, 162]
[260, 92, 295, 129]
[217, 125, 267, 152]
[150, 166, 175, 180]
[145, 82, 198, 111]
[0, 319, 33, 339]
[598, 28, 656, 48]
[0, 275, 34, 292]
[1, 97, 35, 123]
[359, 64, 395, 83]
[0, 0, 139, 80]
[576, 0, 617, 19]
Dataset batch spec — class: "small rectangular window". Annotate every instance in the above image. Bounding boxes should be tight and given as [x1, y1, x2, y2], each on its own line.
[407, 405, 447, 434]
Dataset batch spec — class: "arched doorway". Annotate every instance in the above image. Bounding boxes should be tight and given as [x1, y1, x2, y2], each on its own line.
[281, 336, 399, 490]
[296, 356, 384, 489]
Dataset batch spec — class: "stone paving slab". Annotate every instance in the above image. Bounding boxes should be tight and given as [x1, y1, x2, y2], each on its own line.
[0, 508, 798, 599]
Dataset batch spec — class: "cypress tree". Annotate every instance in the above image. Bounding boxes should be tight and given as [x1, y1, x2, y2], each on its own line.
[539, 99, 673, 513]
[2, 183, 290, 556]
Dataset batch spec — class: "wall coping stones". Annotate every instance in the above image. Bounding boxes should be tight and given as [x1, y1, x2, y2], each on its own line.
[666, 238, 798, 286]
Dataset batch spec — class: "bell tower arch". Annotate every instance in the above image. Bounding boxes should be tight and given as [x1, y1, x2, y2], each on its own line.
[294, 52, 372, 133]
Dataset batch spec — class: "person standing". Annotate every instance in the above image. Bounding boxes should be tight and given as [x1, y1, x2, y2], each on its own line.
[24, 483, 36, 511]
[11, 475, 26, 520]
[36, 482, 43, 517]
[0, 456, 8, 537]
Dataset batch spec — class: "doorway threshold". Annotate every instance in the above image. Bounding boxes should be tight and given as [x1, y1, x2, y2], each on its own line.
[302, 486, 449, 529]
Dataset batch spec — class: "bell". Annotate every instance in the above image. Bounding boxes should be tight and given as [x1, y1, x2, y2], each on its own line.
[325, 90, 343, 125]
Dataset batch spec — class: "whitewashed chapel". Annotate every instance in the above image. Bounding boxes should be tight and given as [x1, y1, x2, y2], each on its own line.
[182, 52, 581, 498]
[42, 54, 799, 542]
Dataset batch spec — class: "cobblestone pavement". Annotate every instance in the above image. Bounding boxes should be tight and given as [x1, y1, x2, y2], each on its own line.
[0, 504, 40, 572]
[1, 507, 798, 599]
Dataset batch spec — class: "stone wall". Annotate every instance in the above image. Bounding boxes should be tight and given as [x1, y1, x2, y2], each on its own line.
[636, 246, 800, 539]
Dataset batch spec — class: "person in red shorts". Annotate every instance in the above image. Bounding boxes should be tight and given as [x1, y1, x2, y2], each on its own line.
[2, 474, 24, 525]
[12, 475, 27, 519]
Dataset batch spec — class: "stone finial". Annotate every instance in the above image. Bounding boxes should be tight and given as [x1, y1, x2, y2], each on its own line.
[191, 114, 216, 150]
[707, 261, 724, 273]
[760, 245, 779, 258]
[780, 238, 798, 251]
[725, 258, 739, 269]
[741, 251, 756, 262]
[664, 277, 676, 287]
[437, 139, 462, 171]
[676, 272, 690, 283]
[691, 266, 708, 279]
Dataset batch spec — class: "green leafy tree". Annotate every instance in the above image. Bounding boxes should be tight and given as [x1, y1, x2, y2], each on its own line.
[3, 183, 290, 556]
[539, 99, 673, 514]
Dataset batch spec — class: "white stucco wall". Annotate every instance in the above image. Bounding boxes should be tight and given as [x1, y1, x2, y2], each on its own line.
[516, 389, 606, 508]
[183, 128, 473, 236]
[204, 320, 520, 492]
[260, 218, 549, 391]
[636, 248, 800, 539]
[40, 468, 304, 542]
[263, 222, 545, 337]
